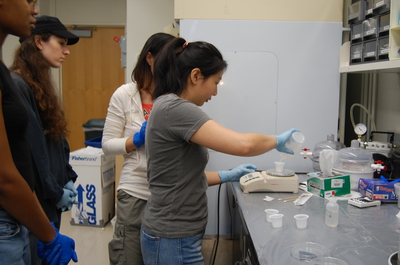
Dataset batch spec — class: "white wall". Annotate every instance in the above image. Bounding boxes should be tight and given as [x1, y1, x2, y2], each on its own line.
[125, 0, 175, 83]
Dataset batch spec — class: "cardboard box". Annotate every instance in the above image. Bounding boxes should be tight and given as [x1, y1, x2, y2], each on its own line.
[307, 173, 351, 198]
[358, 178, 397, 201]
[69, 147, 115, 227]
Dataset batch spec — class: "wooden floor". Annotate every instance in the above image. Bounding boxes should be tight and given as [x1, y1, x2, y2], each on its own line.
[60, 211, 233, 265]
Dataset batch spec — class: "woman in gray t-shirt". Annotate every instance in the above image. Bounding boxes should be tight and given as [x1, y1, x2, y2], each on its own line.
[141, 38, 298, 265]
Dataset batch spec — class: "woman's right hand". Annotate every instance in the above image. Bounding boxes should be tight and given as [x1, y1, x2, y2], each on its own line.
[274, 128, 299, 154]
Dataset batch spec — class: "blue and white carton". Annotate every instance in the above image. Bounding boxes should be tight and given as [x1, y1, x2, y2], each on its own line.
[69, 146, 115, 227]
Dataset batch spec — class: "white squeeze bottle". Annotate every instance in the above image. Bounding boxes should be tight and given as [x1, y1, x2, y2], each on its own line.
[325, 197, 339, 227]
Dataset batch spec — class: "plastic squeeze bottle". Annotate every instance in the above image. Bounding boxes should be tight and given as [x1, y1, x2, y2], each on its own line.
[325, 197, 339, 227]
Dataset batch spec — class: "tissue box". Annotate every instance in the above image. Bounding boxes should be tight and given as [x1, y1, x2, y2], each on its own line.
[307, 173, 351, 198]
[358, 178, 397, 201]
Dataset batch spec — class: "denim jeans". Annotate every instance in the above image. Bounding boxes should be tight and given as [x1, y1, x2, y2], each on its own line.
[0, 207, 30, 265]
[140, 226, 204, 265]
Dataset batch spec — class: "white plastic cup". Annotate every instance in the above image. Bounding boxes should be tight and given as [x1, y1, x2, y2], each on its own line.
[395, 183, 400, 209]
[270, 213, 284, 228]
[294, 214, 309, 229]
[265, 209, 279, 222]
[274, 162, 285, 173]
[280, 131, 305, 160]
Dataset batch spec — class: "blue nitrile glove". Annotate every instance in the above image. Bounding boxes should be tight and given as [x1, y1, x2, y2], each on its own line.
[219, 164, 257, 183]
[274, 128, 299, 154]
[56, 189, 76, 212]
[38, 223, 78, 265]
[133, 121, 147, 148]
[64, 180, 78, 196]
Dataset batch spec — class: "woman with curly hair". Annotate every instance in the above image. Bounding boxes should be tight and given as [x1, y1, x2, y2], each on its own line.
[9, 14, 80, 265]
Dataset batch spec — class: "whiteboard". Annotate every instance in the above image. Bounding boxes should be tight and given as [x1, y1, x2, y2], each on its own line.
[181, 19, 342, 173]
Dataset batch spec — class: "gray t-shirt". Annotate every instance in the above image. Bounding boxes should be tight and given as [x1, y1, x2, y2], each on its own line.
[143, 94, 211, 238]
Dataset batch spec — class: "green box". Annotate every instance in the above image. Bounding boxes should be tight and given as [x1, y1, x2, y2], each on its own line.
[307, 174, 351, 198]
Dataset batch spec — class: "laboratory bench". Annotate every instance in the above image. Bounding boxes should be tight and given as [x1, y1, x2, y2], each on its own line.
[226, 175, 400, 265]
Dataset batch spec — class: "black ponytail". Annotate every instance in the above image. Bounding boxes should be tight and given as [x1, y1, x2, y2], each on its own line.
[153, 38, 227, 99]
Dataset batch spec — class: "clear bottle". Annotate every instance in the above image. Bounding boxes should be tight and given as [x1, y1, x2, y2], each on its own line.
[325, 197, 339, 227]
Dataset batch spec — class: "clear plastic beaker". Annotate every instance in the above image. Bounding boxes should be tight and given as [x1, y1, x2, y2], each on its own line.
[281, 132, 305, 160]
[274, 162, 285, 173]
[294, 214, 309, 229]
[270, 213, 284, 228]
[265, 209, 279, 222]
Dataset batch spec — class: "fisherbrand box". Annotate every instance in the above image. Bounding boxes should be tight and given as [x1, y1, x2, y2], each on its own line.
[358, 178, 397, 201]
[69, 147, 115, 227]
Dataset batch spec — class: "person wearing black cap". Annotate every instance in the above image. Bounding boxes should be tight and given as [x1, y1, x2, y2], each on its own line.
[0, 2, 77, 265]
[9, 14, 80, 265]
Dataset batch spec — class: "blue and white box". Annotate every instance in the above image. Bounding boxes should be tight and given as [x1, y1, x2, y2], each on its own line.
[69, 146, 115, 227]
[358, 178, 398, 202]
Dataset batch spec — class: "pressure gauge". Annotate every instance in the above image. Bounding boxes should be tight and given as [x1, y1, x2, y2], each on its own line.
[354, 123, 367, 136]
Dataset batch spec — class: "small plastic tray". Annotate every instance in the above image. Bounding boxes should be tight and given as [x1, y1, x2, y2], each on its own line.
[290, 242, 329, 262]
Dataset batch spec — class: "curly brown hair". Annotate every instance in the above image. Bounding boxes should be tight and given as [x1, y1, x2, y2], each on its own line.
[9, 33, 69, 140]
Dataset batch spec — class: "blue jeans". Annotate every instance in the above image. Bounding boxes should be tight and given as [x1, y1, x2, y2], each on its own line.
[0, 207, 30, 265]
[140, 227, 204, 265]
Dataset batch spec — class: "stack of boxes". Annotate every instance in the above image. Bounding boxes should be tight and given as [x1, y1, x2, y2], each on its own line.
[349, 0, 390, 64]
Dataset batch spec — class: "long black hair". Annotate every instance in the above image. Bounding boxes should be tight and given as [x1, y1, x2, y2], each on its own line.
[153, 38, 227, 99]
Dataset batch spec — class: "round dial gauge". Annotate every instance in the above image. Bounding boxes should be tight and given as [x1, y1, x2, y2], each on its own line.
[354, 123, 367, 136]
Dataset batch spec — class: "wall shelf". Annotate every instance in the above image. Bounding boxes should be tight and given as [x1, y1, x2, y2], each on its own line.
[340, 59, 400, 73]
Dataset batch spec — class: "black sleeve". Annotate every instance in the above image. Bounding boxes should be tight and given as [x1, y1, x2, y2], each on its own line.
[12, 74, 64, 205]
[62, 138, 78, 182]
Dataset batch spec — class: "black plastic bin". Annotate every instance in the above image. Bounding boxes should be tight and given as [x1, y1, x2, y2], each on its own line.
[82, 119, 105, 141]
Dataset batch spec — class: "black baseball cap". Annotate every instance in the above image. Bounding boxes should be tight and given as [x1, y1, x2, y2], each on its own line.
[20, 15, 79, 45]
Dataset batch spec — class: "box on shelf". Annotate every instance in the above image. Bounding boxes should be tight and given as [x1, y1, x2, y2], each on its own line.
[363, 39, 378, 61]
[348, 1, 367, 25]
[358, 178, 398, 201]
[365, 0, 375, 18]
[351, 23, 363, 43]
[362, 17, 378, 40]
[307, 173, 351, 198]
[378, 36, 389, 59]
[69, 147, 115, 227]
[378, 12, 390, 36]
[373, 0, 390, 14]
[351, 43, 363, 63]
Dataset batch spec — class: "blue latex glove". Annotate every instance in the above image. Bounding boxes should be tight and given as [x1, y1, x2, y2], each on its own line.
[274, 128, 299, 154]
[219, 164, 257, 183]
[64, 180, 78, 196]
[56, 189, 76, 212]
[133, 121, 147, 148]
[38, 223, 78, 265]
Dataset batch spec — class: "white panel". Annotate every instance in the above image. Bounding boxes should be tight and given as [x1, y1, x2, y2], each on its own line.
[181, 19, 342, 173]
[202, 51, 278, 172]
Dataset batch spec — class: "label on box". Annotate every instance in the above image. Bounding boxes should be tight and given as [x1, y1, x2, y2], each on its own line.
[307, 174, 351, 198]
